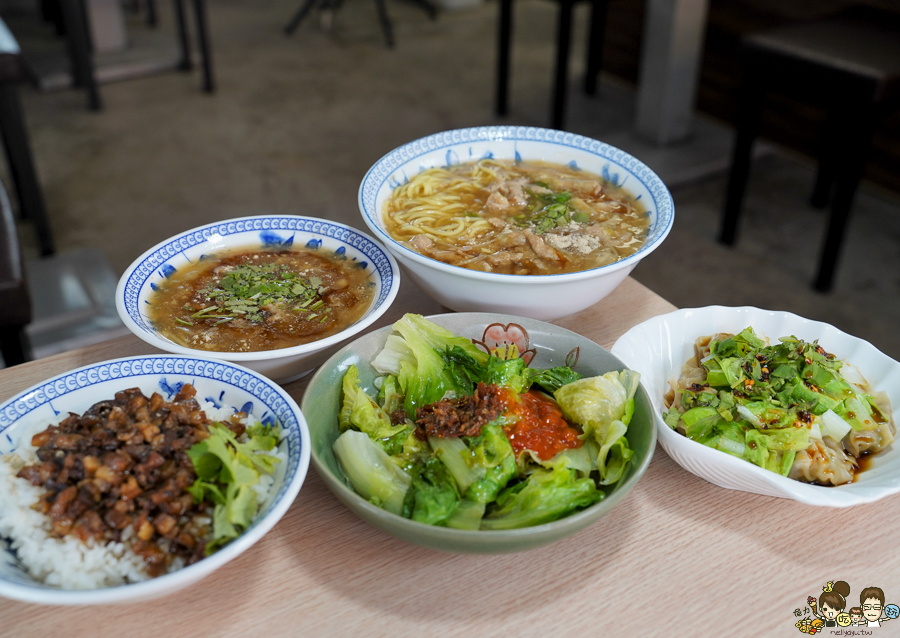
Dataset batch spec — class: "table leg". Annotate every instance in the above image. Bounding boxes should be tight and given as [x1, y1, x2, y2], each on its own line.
[146, 0, 157, 26]
[810, 106, 842, 209]
[718, 61, 763, 246]
[174, 0, 192, 71]
[60, 0, 102, 110]
[551, 0, 574, 130]
[584, 0, 607, 96]
[284, 0, 319, 35]
[495, 0, 512, 117]
[191, 0, 214, 93]
[813, 99, 875, 293]
[372, 0, 395, 49]
[0, 326, 32, 367]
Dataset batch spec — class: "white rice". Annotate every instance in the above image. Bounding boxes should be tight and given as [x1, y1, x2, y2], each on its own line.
[0, 400, 286, 589]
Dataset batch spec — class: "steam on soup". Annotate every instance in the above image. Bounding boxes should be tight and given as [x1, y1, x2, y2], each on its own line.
[149, 248, 375, 353]
[383, 159, 649, 275]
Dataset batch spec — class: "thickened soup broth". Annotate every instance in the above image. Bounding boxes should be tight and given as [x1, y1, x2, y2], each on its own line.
[384, 159, 649, 275]
[149, 248, 375, 352]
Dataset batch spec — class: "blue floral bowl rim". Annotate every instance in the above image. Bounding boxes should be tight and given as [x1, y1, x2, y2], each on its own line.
[115, 215, 401, 361]
[0, 354, 310, 605]
[357, 126, 675, 282]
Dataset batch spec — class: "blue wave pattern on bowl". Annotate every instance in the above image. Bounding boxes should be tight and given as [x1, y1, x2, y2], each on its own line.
[0, 356, 304, 591]
[360, 126, 673, 271]
[122, 217, 395, 334]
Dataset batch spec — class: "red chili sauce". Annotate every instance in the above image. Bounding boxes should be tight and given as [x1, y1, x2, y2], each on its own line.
[500, 389, 582, 461]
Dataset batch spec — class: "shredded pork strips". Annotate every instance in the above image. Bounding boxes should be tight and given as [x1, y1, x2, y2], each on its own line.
[523, 230, 561, 261]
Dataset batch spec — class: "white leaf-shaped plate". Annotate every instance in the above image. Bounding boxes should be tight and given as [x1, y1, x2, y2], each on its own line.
[611, 306, 900, 507]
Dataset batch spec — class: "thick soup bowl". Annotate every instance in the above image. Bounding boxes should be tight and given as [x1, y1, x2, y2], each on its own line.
[358, 126, 674, 321]
[116, 215, 400, 383]
[0, 354, 310, 605]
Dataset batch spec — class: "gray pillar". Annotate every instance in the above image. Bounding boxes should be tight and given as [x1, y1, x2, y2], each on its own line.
[634, 0, 710, 145]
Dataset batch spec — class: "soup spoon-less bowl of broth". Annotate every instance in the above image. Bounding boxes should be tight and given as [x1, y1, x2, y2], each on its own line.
[359, 126, 674, 321]
[116, 216, 400, 383]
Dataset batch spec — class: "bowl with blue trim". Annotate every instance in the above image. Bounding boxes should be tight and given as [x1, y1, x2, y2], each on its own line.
[358, 126, 674, 321]
[116, 215, 401, 383]
[0, 354, 310, 605]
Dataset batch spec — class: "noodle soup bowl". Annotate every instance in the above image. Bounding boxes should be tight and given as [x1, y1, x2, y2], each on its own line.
[117, 216, 401, 384]
[359, 126, 673, 321]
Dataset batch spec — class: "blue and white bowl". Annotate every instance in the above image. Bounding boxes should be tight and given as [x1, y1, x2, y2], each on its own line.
[0, 355, 310, 605]
[116, 216, 400, 383]
[358, 126, 674, 321]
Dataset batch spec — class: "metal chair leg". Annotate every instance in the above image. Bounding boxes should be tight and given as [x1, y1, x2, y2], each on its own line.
[146, 0, 158, 27]
[284, 0, 319, 35]
[372, 0, 394, 49]
[409, 0, 438, 20]
[550, 0, 574, 130]
[584, 0, 607, 95]
[719, 62, 763, 246]
[174, 0, 192, 71]
[0, 83, 55, 257]
[191, 0, 214, 93]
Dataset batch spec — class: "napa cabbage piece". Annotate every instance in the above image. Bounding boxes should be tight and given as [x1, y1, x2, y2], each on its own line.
[333, 430, 410, 516]
[554, 370, 640, 484]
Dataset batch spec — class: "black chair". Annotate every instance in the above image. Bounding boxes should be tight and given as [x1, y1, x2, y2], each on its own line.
[284, 0, 437, 49]
[719, 7, 900, 292]
[58, 0, 214, 111]
[0, 18, 54, 257]
[0, 179, 33, 367]
[495, 0, 608, 131]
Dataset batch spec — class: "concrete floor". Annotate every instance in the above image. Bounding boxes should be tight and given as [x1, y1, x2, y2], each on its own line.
[9, 0, 900, 360]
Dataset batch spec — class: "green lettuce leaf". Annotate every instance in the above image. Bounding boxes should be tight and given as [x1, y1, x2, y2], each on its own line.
[554, 370, 639, 483]
[339, 365, 407, 453]
[402, 456, 460, 525]
[480, 466, 603, 530]
[333, 430, 410, 516]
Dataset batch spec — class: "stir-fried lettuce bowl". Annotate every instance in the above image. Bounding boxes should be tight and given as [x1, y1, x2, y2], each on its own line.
[358, 126, 673, 321]
[302, 313, 655, 553]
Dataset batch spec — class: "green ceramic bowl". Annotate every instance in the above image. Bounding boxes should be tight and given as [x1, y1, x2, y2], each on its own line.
[302, 313, 656, 553]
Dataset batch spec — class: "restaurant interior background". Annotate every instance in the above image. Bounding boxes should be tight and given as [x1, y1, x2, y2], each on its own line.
[1, 0, 899, 368]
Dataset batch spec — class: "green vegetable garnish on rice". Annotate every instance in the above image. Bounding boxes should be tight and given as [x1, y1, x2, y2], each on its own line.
[187, 422, 281, 553]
